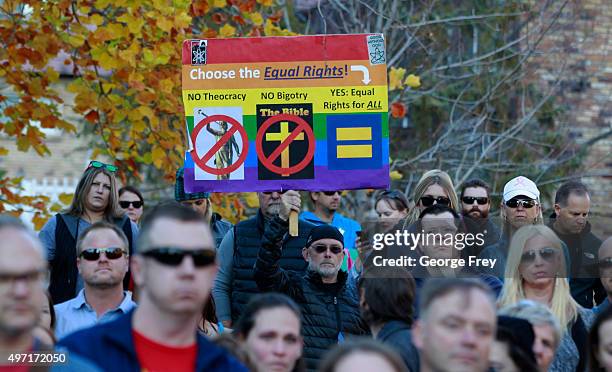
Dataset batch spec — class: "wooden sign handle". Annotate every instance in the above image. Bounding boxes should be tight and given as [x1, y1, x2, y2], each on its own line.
[289, 210, 298, 236]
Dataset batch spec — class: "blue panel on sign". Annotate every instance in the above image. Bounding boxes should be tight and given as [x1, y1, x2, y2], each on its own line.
[326, 114, 382, 170]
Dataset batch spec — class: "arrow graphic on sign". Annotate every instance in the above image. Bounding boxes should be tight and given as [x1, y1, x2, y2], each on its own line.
[351, 65, 371, 85]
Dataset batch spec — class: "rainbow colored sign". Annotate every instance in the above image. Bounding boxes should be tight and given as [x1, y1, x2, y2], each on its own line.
[181, 34, 389, 193]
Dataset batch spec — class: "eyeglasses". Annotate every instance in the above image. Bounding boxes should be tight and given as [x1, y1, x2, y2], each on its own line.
[142, 247, 216, 267]
[505, 198, 537, 209]
[87, 161, 118, 173]
[461, 196, 488, 205]
[310, 244, 344, 254]
[119, 201, 143, 209]
[520, 247, 557, 265]
[599, 257, 612, 271]
[181, 199, 206, 207]
[0, 269, 47, 289]
[419, 195, 451, 207]
[80, 247, 127, 261]
[262, 190, 287, 195]
[322, 191, 341, 196]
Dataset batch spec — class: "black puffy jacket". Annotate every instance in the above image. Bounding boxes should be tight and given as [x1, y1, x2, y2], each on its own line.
[254, 216, 369, 371]
[230, 210, 314, 323]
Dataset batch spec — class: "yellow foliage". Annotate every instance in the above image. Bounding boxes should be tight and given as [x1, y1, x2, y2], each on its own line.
[157, 17, 174, 33]
[58, 193, 74, 205]
[32, 213, 48, 231]
[390, 170, 403, 180]
[212, 0, 227, 8]
[248, 12, 264, 26]
[405, 74, 421, 89]
[68, 34, 86, 47]
[219, 24, 237, 38]
[243, 192, 260, 208]
[388, 67, 406, 90]
[89, 14, 105, 26]
[257, 0, 274, 5]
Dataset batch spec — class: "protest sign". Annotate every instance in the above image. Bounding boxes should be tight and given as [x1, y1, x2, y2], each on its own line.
[181, 34, 389, 193]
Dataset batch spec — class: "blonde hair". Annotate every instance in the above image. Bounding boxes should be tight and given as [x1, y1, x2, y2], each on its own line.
[498, 225, 579, 333]
[404, 169, 459, 227]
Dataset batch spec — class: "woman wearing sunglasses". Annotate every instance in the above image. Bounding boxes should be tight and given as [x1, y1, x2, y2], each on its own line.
[498, 224, 594, 372]
[402, 169, 459, 228]
[119, 186, 144, 224]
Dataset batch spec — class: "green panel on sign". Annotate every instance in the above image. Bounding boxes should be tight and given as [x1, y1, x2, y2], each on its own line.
[187, 116, 194, 134]
[243, 115, 257, 139]
[314, 114, 327, 139]
[382, 113, 389, 138]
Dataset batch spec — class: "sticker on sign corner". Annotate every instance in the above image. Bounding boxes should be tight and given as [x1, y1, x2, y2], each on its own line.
[191, 40, 207, 65]
[366, 34, 385, 65]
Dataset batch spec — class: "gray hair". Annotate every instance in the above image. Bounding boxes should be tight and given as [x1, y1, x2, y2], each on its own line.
[498, 299, 562, 348]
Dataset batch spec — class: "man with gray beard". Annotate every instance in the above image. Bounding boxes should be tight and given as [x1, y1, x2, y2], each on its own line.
[255, 223, 369, 371]
[212, 190, 316, 328]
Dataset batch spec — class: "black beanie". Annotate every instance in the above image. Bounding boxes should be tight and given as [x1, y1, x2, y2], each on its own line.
[497, 315, 537, 365]
[306, 225, 344, 248]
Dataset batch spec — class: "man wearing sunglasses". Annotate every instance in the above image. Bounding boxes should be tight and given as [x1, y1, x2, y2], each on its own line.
[54, 222, 136, 340]
[254, 224, 368, 371]
[58, 204, 246, 371]
[459, 179, 500, 257]
[301, 191, 362, 270]
[479, 176, 546, 279]
[175, 167, 232, 249]
[213, 189, 316, 329]
[594, 237, 612, 314]
[549, 181, 604, 309]
[39, 160, 139, 305]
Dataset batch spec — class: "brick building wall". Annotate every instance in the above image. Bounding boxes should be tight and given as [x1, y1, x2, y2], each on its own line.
[526, 0, 612, 236]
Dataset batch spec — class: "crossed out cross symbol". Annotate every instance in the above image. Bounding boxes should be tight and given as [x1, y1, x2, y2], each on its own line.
[265, 121, 305, 177]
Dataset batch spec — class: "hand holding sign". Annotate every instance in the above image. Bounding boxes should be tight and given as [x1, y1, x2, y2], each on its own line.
[278, 190, 301, 222]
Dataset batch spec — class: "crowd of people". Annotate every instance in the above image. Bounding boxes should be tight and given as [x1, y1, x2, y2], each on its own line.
[1, 160, 611, 372]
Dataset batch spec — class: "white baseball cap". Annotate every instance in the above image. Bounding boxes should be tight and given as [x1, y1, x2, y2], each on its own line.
[503, 176, 540, 202]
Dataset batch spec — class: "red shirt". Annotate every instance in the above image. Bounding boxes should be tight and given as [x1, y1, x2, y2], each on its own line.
[133, 329, 197, 372]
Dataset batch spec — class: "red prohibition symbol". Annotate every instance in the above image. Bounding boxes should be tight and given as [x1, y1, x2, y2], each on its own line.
[256, 114, 315, 176]
[190, 114, 249, 176]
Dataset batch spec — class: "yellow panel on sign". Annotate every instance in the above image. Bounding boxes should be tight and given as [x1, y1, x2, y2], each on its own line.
[337, 145, 373, 158]
[336, 127, 372, 141]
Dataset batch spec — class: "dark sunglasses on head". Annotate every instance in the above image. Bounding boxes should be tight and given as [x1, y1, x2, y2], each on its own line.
[420, 195, 451, 207]
[142, 247, 216, 267]
[520, 247, 557, 265]
[505, 198, 537, 209]
[119, 201, 143, 209]
[80, 247, 127, 261]
[462, 196, 488, 205]
[599, 257, 612, 271]
[262, 190, 287, 195]
[87, 160, 118, 173]
[322, 191, 341, 196]
[311, 244, 344, 254]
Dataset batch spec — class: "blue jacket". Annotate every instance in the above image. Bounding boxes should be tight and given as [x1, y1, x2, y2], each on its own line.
[57, 310, 247, 372]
